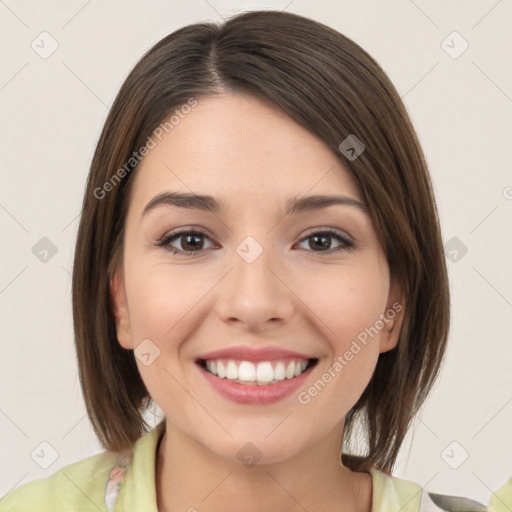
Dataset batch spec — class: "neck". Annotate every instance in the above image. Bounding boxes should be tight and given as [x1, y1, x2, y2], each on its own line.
[155, 420, 372, 512]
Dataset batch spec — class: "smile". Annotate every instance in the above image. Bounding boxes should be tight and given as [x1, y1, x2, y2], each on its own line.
[199, 358, 317, 385]
[195, 356, 319, 405]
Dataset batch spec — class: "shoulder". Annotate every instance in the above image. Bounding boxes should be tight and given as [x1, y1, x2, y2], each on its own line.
[369, 467, 494, 512]
[0, 421, 165, 512]
[487, 475, 512, 512]
[369, 466, 423, 511]
[0, 448, 126, 512]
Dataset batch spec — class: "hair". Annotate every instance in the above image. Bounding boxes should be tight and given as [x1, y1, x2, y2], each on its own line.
[72, 9, 450, 474]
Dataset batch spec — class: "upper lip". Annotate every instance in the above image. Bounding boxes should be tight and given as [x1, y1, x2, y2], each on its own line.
[196, 346, 317, 363]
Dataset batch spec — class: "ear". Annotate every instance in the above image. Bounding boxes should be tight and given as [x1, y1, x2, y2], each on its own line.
[109, 266, 134, 350]
[378, 277, 405, 354]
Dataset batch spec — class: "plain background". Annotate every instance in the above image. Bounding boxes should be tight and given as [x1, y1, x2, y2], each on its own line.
[1, 0, 511, 505]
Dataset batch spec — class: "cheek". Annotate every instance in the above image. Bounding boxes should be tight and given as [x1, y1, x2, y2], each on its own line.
[124, 263, 200, 413]
[298, 264, 387, 404]
[126, 261, 207, 341]
[301, 263, 389, 347]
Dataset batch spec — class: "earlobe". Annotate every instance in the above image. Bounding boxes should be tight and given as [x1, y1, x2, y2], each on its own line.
[109, 269, 134, 350]
[379, 279, 405, 354]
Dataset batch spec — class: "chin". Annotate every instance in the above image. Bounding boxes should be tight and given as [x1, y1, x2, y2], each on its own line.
[201, 431, 311, 468]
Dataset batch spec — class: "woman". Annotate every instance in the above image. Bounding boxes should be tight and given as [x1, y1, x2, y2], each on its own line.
[2, 9, 509, 512]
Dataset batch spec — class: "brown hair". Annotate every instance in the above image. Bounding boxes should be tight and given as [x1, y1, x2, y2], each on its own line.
[72, 9, 450, 474]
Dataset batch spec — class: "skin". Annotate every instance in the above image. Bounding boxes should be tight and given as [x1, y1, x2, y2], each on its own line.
[110, 92, 404, 512]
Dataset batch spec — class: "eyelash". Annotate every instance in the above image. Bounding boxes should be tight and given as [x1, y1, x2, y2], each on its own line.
[156, 228, 354, 257]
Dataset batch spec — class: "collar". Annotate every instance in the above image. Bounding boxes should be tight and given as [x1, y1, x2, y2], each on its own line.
[109, 420, 423, 511]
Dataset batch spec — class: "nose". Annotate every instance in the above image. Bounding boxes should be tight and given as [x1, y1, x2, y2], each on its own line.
[215, 238, 296, 331]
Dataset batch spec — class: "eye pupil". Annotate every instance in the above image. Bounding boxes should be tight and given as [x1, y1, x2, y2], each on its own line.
[310, 234, 331, 251]
[182, 234, 203, 251]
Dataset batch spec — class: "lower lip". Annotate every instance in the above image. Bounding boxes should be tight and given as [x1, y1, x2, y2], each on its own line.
[197, 363, 315, 405]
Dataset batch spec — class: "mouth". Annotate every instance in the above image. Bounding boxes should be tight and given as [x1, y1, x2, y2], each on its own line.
[196, 357, 319, 385]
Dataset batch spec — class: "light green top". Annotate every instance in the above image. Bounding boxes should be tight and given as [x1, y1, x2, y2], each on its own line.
[1, 420, 509, 511]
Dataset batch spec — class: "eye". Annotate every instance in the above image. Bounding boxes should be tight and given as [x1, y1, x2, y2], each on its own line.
[157, 230, 215, 256]
[157, 227, 354, 256]
[296, 229, 354, 254]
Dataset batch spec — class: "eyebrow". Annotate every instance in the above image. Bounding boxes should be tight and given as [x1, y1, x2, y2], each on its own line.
[141, 191, 368, 218]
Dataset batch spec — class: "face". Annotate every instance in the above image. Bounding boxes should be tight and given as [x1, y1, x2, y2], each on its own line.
[110, 92, 403, 465]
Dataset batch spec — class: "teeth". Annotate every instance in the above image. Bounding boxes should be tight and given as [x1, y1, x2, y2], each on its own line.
[204, 358, 311, 384]
[216, 361, 226, 378]
[274, 362, 286, 380]
[256, 362, 274, 383]
[238, 361, 256, 381]
[226, 360, 238, 379]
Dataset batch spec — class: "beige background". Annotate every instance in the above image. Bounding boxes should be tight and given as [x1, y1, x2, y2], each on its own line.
[1, 0, 511, 504]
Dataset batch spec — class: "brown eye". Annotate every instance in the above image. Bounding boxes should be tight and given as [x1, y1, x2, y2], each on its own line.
[158, 230, 215, 255]
[157, 228, 354, 257]
[176, 233, 204, 251]
[297, 229, 353, 254]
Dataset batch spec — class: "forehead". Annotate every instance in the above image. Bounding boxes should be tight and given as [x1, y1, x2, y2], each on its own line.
[129, 92, 362, 213]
